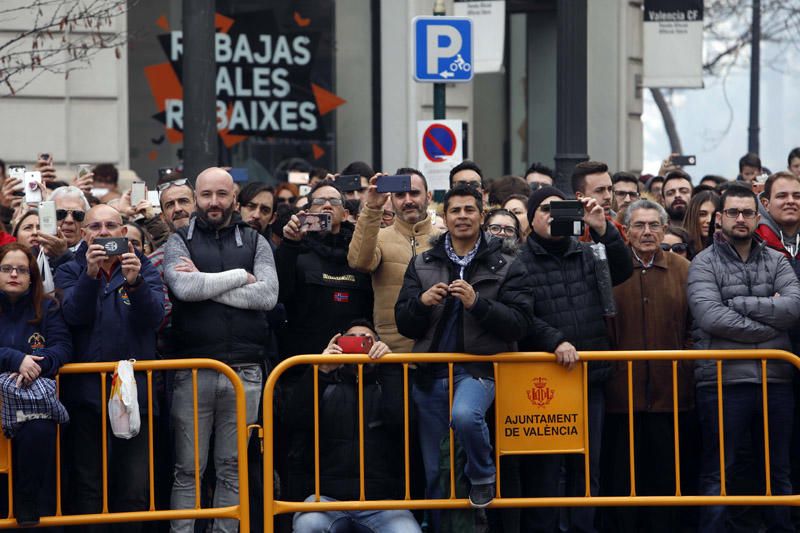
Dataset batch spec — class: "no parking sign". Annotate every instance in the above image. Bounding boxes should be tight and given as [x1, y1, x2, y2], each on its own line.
[417, 119, 463, 190]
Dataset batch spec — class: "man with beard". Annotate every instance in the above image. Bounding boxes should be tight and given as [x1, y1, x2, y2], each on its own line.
[276, 179, 374, 364]
[164, 167, 278, 533]
[573, 160, 628, 242]
[689, 186, 800, 533]
[238, 182, 276, 236]
[662, 170, 693, 227]
[348, 168, 439, 352]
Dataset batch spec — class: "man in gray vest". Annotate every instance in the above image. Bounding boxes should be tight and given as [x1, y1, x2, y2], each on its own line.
[164, 167, 278, 533]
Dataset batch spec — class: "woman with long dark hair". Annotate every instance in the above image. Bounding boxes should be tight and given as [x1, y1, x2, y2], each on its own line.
[0, 243, 71, 526]
[684, 190, 721, 256]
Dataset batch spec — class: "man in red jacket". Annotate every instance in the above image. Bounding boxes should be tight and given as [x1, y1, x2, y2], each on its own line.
[756, 171, 800, 276]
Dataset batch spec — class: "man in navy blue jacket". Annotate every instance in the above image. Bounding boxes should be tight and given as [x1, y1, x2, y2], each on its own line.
[55, 203, 164, 531]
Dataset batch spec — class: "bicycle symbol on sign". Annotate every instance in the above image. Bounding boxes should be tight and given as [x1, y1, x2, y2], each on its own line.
[449, 54, 471, 72]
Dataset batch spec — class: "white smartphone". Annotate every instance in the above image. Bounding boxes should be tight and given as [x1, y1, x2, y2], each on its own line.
[23, 171, 43, 204]
[39, 200, 57, 235]
[131, 181, 146, 205]
[147, 190, 161, 213]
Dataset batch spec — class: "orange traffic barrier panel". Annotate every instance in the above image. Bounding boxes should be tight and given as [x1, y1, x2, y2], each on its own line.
[0, 358, 250, 530]
[262, 350, 800, 533]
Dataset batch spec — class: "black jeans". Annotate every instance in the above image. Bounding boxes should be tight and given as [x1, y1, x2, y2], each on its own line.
[63, 406, 149, 533]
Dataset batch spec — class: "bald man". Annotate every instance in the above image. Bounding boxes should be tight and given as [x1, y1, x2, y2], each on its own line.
[54, 203, 165, 529]
[163, 167, 278, 533]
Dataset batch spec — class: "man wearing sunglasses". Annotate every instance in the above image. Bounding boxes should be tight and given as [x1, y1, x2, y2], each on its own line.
[34, 186, 92, 274]
[604, 199, 693, 532]
[689, 186, 800, 533]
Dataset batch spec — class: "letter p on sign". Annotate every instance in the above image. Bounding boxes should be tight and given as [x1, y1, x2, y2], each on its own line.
[413, 17, 473, 83]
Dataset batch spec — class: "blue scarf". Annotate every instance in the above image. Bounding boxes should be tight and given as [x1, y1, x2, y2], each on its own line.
[444, 233, 481, 279]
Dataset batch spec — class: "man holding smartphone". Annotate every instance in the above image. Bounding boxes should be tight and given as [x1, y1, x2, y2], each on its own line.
[54, 204, 164, 530]
[513, 186, 632, 532]
[276, 179, 373, 365]
[348, 167, 439, 353]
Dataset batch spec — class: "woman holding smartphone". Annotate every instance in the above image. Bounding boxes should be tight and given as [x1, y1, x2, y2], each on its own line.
[0, 243, 71, 526]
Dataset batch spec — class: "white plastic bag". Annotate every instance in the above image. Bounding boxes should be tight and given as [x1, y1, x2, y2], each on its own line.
[108, 359, 140, 439]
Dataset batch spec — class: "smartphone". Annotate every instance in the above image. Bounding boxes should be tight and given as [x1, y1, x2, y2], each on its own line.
[94, 237, 128, 256]
[23, 171, 43, 204]
[671, 155, 697, 166]
[549, 200, 585, 237]
[288, 171, 310, 185]
[298, 212, 332, 232]
[298, 184, 311, 196]
[8, 166, 25, 196]
[77, 164, 92, 178]
[337, 335, 374, 354]
[38, 201, 58, 235]
[336, 174, 362, 192]
[376, 174, 412, 194]
[131, 182, 146, 205]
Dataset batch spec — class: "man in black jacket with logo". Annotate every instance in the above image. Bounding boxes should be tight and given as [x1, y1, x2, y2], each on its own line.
[395, 185, 534, 513]
[275, 179, 374, 369]
[163, 167, 278, 533]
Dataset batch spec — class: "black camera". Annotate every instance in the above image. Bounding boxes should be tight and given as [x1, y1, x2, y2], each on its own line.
[550, 201, 585, 237]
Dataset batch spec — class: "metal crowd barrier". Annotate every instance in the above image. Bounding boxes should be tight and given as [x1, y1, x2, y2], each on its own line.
[0, 358, 250, 530]
[262, 350, 800, 533]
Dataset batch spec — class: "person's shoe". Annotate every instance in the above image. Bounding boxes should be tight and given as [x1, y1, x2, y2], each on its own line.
[469, 482, 495, 508]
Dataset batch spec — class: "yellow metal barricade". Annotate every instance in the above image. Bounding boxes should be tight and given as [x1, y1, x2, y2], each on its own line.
[263, 350, 800, 532]
[0, 358, 250, 530]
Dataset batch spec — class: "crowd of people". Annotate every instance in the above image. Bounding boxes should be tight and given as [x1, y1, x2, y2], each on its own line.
[0, 148, 799, 532]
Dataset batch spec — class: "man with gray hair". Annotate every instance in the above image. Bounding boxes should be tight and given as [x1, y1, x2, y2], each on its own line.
[163, 167, 278, 533]
[603, 199, 694, 532]
[39, 186, 91, 270]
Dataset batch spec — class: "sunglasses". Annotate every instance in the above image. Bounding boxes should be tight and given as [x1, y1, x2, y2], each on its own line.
[310, 197, 344, 206]
[156, 178, 191, 193]
[56, 209, 86, 222]
[660, 243, 689, 253]
[277, 196, 297, 204]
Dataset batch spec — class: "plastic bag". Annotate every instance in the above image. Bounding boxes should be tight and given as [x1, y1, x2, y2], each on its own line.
[108, 359, 140, 439]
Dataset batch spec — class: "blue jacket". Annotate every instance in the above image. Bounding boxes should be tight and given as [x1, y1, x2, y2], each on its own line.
[0, 293, 71, 377]
[54, 242, 164, 412]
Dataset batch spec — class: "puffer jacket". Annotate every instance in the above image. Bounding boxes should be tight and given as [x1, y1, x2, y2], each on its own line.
[395, 233, 534, 379]
[348, 205, 440, 353]
[517, 222, 633, 383]
[688, 232, 800, 388]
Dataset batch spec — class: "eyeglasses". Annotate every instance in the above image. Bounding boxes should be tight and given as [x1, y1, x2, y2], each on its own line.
[455, 180, 482, 190]
[310, 197, 344, 207]
[382, 210, 396, 220]
[85, 221, 122, 232]
[56, 209, 86, 222]
[538, 204, 552, 213]
[614, 190, 640, 199]
[487, 224, 518, 237]
[661, 243, 689, 253]
[277, 196, 297, 204]
[629, 221, 663, 231]
[0, 265, 30, 275]
[156, 178, 191, 193]
[722, 208, 757, 219]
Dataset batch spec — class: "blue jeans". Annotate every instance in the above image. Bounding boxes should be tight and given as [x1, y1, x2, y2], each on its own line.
[696, 383, 794, 533]
[169, 365, 263, 533]
[412, 367, 496, 493]
[292, 495, 421, 532]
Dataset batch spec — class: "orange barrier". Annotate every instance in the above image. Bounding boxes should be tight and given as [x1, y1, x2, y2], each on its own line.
[262, 350, 800, 532]
[0, 358, 250, 530]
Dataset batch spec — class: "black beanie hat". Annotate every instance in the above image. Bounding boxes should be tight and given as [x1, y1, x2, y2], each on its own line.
[527, 186, 566, 223]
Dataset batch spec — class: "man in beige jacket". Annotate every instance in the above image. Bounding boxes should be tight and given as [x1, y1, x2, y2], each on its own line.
[348, 167, 440, 352]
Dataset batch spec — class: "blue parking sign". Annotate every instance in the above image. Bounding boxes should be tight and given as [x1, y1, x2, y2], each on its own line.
[413, 17, 473, 83]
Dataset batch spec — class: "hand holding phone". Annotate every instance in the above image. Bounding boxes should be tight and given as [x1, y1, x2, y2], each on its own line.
[376, 174, 412, 194]
[549, 200, 585, 237]
[23, 171, 43, 204]
[38, 201, 58, 235]
[131, 182, 146, 206]
[298, 212, 332, 232]
[94, 237, 129, 256]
